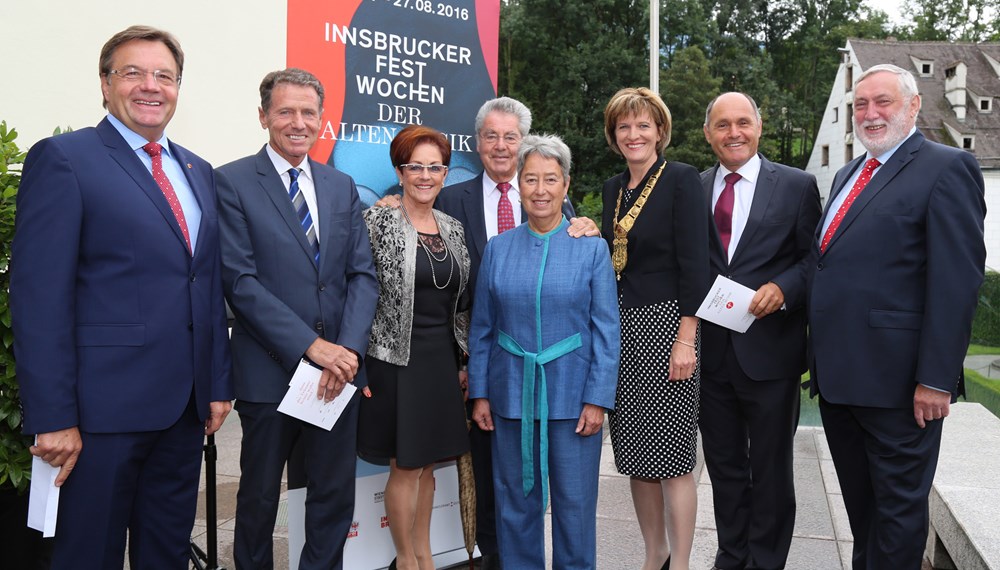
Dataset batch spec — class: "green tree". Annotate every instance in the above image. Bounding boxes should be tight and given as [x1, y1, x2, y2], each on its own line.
[661, 46, 721, 170]
[902, 0, 999, 41]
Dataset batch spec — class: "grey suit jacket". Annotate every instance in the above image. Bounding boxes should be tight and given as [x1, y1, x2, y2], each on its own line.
[216, 146, 379, 401]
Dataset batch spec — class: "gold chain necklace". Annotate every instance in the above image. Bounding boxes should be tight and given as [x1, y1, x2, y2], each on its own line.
[612, 161, 666, 281]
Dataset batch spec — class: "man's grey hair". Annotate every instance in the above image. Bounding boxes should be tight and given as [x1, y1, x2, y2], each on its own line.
[855, 64, 920, 101]
[517, 134, 571, 178]
[260, 68, 325, 112]
[475, 96, 532, 136]
[704, 92, 762, 127]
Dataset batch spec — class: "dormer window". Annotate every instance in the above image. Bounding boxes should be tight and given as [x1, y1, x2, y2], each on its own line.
[945, 66, 955, 78]
[922, 62, 933, 75]
[963, 136, 975, 150]
[979, 98, 992, 112]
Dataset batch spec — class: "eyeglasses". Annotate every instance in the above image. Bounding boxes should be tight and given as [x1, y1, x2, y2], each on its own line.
[479, 131, 521, 145]
[108, 66, 181, 87]
[398, 164, 448, 175]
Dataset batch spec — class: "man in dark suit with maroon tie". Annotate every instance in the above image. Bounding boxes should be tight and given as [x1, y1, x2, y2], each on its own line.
[699, 92, 821, 570]
[808, 64, 986, 569]
[12, 25, 233, 568]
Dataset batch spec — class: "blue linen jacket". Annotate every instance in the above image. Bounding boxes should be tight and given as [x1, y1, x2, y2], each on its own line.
[468, 219, 621, 420]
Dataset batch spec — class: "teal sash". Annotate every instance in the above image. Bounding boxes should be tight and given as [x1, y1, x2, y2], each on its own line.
[497, 330, 581, 506]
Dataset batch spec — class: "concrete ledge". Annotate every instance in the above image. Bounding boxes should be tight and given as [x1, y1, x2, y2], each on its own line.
[927, 402, 1000, 569]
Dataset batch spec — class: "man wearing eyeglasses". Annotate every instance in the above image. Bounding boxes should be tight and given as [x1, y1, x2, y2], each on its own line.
[215, 68, 378, 569]
[11, 25, 233, 568]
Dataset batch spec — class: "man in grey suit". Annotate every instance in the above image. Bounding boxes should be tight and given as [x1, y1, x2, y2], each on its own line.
[699, 92, 821, 570]
[216, 68, 379, 569]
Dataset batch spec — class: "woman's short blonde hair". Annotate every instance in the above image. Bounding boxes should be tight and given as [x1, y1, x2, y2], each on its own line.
[603, 87, 672, 156]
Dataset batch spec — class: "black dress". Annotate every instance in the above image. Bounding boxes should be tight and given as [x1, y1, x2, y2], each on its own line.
[358, 233, 470, 468]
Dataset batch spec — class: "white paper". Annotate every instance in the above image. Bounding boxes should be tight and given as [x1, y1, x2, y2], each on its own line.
[696, 275, 757, 333]
[27, 438, 60, 537]
[277, 360, 357, 430]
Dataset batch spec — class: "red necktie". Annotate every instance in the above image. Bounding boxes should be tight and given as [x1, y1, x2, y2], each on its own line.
[497, 182, 515, 234]
[714, 172, 741, 253]
[820, 158, 881, 252]
[142, 142, 192, 254]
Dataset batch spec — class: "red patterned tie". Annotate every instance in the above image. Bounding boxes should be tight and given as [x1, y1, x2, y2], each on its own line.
[714, 172, 741, 253]
[142, 142, 192, 254]
[497, 182, 515, 234]
[820, 158, 881, 252]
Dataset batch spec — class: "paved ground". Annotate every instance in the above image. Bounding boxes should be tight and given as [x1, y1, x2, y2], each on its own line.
[189, 354, 1000, 569]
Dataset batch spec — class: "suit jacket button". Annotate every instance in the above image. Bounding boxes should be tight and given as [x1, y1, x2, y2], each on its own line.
[315, 321, 324, 332]
[190, 273, 197, 282]
[318, 283, 326, 291]
[188, 322, 194, 330]
[817, 262, 824, 270]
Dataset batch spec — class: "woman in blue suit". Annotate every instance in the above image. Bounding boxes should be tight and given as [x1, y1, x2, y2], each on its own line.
[469, 134, 620, 569]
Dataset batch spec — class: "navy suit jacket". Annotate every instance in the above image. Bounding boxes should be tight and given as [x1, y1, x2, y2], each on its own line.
[12, 118, 233, 435]
[216, 147, 378, 402]
[436, 173, 576, 298]
[701, 155, 821, 380]
[807, 131, 986, 408]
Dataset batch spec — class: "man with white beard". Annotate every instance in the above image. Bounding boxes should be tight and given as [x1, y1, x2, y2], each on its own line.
[806, 64, 986, 569]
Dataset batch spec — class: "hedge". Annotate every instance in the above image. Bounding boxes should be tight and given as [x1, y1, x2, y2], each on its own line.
[965, 368, 1000, 420]
[971, 271, 1000, 347]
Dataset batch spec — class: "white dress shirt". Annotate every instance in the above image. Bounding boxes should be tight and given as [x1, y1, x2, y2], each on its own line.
[482, 173, 522, 240]
[265, 144, 320, 242]
[711, 153, 762, 262]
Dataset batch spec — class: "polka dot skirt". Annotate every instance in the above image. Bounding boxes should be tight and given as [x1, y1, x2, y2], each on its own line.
[609, 299, 700, 479]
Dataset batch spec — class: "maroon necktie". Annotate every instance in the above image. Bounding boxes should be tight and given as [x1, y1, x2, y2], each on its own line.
[714, 172, 741, 253]
[497, 182, 515, 234]
[142, 142, 192, 254]
[820, 158, 881, 252]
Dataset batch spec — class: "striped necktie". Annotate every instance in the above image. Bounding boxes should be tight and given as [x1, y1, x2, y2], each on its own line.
[288, 168, 320, 266]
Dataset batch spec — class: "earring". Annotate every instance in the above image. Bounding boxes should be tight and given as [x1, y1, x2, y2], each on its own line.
[399, 181, 403, 187]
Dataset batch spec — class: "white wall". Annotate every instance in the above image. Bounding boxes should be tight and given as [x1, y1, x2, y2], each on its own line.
[805, 50, 859, 205]
[983, 171, 1000, 272]
[2, 1, 286, 167]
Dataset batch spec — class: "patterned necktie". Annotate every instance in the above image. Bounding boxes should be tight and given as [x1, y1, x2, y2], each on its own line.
[497, 182, 515, 234]
[288, 168, 320, 266]
[820, 158, 881, 252]
[142, 142, 192, 255]
[714, 172, 741, 253]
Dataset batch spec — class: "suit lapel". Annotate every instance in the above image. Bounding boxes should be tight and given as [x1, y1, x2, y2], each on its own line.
[732, 158, 777, 265]
[312, 158, 335, 273]
[254, 148, 317, 267]
[463, 174, 488, 259]
[172, 142, 210, 260]
[97, 119, 190, 256]
[701, 165, 729, 268]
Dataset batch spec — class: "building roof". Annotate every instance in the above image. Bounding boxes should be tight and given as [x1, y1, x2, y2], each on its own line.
[850, 39, 1000, 168]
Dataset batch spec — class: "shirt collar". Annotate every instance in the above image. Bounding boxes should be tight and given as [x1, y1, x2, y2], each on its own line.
[106, 113, 170, 156]
[718, 153, 762, 186]
[265, 143, 313, 181]
[483, 171, 518, 195]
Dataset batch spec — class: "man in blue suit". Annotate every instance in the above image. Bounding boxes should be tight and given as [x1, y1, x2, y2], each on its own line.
[808, 64, 986, 569]
[216, 68, 378, 569]
[699, 92, 821, 570]
[12, 25, 233, 568]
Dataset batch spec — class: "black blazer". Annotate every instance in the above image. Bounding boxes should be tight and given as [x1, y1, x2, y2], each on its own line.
[601, 158, 709, 313]
[700, 155, 821, 380]
[436, 172, 575, 298]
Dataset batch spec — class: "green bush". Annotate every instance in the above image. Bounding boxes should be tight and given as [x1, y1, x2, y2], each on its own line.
[972, 271, 1000, 347]
[965, 368, 1000, 420]
[0, 120, 30, 493]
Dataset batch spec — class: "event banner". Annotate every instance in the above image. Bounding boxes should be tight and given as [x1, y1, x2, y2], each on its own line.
[289, 0, 501, 204]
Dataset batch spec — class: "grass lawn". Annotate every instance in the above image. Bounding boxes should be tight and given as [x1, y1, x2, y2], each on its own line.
[967, 344, 1000, 356]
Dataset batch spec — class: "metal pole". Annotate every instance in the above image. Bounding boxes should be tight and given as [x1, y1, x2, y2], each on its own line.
[650, 0, 659, 92]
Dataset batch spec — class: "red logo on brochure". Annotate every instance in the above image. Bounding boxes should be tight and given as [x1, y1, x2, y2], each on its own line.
[726, 302, 734, 309]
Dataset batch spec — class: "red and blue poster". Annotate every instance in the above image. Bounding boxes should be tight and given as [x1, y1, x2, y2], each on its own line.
[288, 0, 500, 204]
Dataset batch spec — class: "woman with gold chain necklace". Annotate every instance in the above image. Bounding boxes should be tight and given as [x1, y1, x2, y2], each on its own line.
[601, 87, 710, 570]
[360, 124, 472, 570]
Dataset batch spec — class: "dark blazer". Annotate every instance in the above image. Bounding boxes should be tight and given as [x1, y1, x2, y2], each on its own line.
[216, 147, 379, 400]
[700, 155, 821, 380]
[807, 131, 986, 408]
[436, 173, 576, 297]
[12, 118, 233, 435]
[601, 158, 710, 312]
